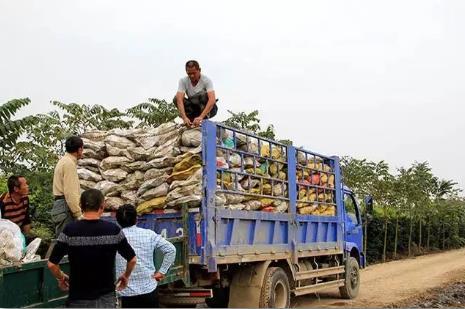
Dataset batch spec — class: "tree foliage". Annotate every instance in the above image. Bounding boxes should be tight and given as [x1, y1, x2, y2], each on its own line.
[127, 98, 178, 127]
[0, 97, 464, 264]
[0, 98, 37, 149]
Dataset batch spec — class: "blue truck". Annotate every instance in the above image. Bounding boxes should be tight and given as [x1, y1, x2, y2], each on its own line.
[141, 120, 366, 308]
[0, 120, 365, 308]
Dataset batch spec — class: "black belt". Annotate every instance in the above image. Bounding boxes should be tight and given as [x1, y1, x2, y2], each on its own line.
[54, 195, 65, 201]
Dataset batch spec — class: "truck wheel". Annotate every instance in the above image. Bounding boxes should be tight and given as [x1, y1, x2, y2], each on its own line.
[259, 267, 290, 308]
[158, 296, 205, 307]
[205, 287, 229, 308]
[339, 257, 360, 299]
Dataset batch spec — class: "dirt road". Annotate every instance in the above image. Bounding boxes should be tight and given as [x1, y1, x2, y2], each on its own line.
[292, 248, 465, 308]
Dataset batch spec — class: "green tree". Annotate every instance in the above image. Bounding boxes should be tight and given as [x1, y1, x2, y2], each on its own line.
[127, 98, 178, 127]
[52, 101, 133, 134]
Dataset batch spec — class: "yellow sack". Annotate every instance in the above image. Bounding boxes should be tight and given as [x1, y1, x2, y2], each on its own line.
[298, 204, 318, 215]
[137, 196, 167, 214]
[260, 198, 274, 207]
[325, 193, 334, 203]
[297, 168, 309, 180]
[298, 189, 307, 200]
[321, 206, 336, 216]
[246, 167, 266, 176]
[269, 162, 284, 175]
[309, 193, 317, 202]
[328, 175, 335, 188]
[277, 171, 287, 180]
[260, 144, 283, 160]
[307, 162, 323, 171]
[320, 173, 328, 185]
[263, 184, 272, 195]
[322, 164, 332, 172]
[173, 154, 202, 173]
[169, 164, 201, 183]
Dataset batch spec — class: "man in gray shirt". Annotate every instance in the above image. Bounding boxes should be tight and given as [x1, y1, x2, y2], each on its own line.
[174, 60, 218, 127]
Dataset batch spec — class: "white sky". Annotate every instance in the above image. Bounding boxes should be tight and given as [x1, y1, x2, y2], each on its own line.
[1, 0, 464, 192]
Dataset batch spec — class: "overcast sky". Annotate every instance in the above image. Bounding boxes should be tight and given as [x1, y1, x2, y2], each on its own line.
[1, 0, 464, 192]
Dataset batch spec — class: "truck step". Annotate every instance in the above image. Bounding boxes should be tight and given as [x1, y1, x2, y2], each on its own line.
[295, 265, 345, 281]
[293, 279, 345, 296]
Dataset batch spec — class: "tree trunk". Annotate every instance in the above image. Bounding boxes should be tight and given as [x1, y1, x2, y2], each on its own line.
[364, 214, 368, 263]
[438, 223, 442, 249]
[442, 222, 446, 249]
[394, 217, 399, 259]
[383, 217, 388, 262]
[426, 225, 430, 251]
[418, 219, 422, 250]
[408, 215, 414, 256]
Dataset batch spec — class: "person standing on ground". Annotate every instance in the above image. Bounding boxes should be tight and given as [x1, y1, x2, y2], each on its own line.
[0, 175, 32, 234]
[47, 189, 137, 308]
[51, 136, 83, 237]
[115, 204, 176, 308]
[174, 60, 218, 127]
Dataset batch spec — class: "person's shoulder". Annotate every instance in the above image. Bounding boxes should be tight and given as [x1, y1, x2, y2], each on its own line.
[99, 219, 121, 233]
[62, 220, 80, 234]
[59, 154, 75, 168]
[179, 76, 189, 84]
[134, 226, 156, 237]
[201, 74, 212, 82]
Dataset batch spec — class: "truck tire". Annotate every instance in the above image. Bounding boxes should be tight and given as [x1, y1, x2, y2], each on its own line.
[339, 257, 360, 299]
[158, 296, 205, 307]
[259, 267, 290, 308]
[205, 287, 229, 308]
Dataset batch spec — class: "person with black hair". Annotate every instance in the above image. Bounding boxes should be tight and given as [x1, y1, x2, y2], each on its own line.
[115, 204, 176, 308]
[51, 136, 84, 237]
[174, 60, 218, 127]
[0, 175, 31, 234]
[48, 189, 137, 308]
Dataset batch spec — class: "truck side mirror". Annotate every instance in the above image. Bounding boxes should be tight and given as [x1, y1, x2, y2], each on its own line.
[364, 195, 373, 214]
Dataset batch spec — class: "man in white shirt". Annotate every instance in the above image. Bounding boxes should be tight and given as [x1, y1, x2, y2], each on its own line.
[174, 60, 218, 127]
[115, 204, 176, 308]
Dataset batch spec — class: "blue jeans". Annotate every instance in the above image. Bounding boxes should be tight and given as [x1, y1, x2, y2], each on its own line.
[66, 292, 116, 308]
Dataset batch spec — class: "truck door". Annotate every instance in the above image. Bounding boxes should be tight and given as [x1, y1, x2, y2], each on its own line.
[343, 192, 363, 253]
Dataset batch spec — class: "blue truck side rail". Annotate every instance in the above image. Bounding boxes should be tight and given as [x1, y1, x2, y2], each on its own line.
[192, 121, 347, 272]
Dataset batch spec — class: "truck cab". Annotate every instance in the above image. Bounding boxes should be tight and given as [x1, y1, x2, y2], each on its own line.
[343, 187, 365, 268]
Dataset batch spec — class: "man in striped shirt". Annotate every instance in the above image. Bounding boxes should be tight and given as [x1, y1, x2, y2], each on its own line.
[115, 204, 176, 308]
[0, 175, 31, 234]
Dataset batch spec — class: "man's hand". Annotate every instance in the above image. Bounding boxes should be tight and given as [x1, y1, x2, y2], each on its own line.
[115, 274, 129, 291]
[192, 116, 204, 127]
[57, 273, 69, 291]
[182, 116, 192, 128]
[152, 272, 165, 282]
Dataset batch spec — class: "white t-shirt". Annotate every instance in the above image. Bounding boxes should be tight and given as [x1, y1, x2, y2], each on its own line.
[177, 75, 214, 98]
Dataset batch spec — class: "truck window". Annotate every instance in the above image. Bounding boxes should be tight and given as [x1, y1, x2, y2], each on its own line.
[344, 193, 360, 225]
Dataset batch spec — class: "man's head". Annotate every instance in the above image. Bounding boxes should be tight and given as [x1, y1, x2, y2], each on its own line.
[185, 60, 201, 83]
[116, 204, 137, 228]
[80, 189, 104, 213]
[7, 176, 29, 197]
[65, 136, 84, 159]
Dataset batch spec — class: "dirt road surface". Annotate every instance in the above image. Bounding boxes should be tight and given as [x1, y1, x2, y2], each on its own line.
[292, 248, 465, 308]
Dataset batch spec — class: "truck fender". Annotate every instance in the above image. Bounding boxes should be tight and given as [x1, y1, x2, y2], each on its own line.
[228, 261, 272, 308]
[345, 242, 361, 264]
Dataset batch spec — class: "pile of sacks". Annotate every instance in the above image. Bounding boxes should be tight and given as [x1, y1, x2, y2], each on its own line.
[296, 152, 336, 216]
[0, 219, 42, 266]
[78, 123, 203, 214]
[215, 130, 289, 213]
